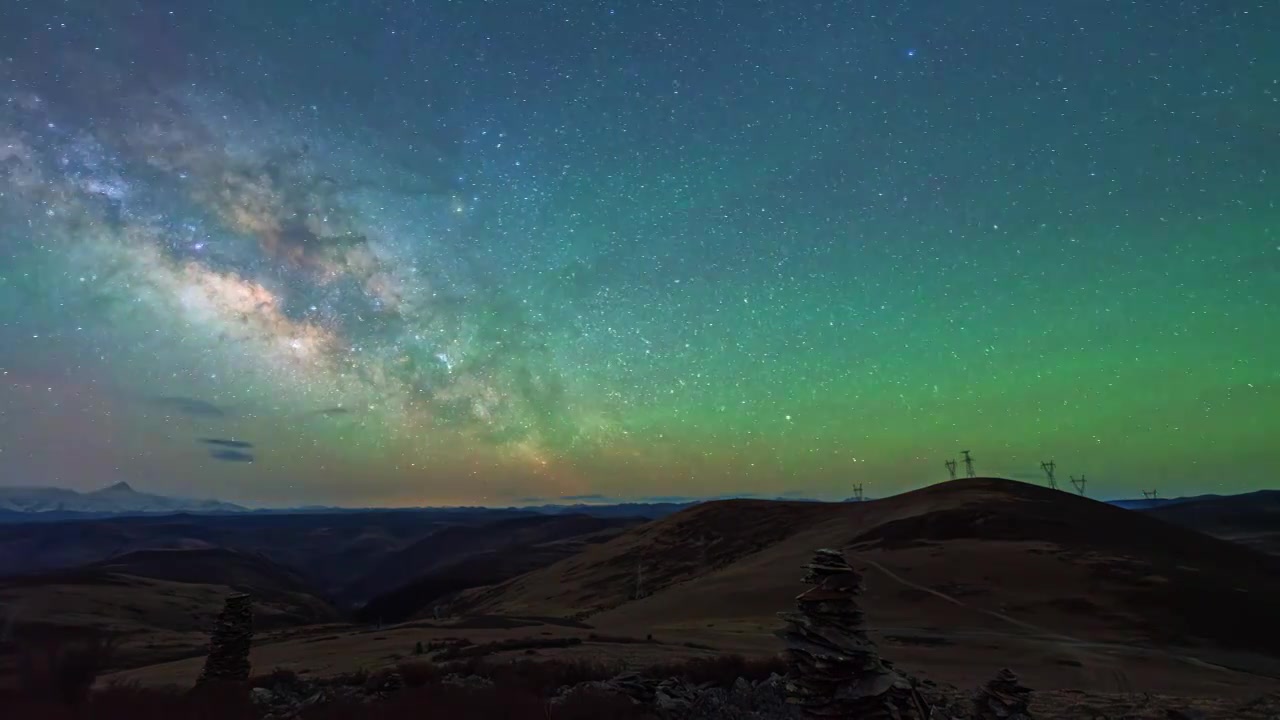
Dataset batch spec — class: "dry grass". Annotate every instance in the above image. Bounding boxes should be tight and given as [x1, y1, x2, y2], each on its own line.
[0, 570, 334, 673]
[434, 635, 584, 661]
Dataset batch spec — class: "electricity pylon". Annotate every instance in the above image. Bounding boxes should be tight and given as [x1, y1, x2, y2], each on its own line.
[1040, 460, 1058, 490]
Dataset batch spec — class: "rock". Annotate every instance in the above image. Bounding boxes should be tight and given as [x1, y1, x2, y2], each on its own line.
[364, 670, 404, 696]
[250, 687, 276, 705]
[560, 672, 658, 707]
[441, 673, 496, 692]
[552, 669, 805, 720]
[776, 549, 930, 719]
[197, 593, 254, 685]
[302, 688, 334, 710]
[654, 676, 707, 715]
[972, 668, 1033, 720]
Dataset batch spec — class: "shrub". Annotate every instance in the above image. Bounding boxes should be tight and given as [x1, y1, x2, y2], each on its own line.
[250, 667, 306, 692]
[425, 637, 471, 652]
[328, 667, 370, 687]
[434, 636, 582, 662]
[396, 660, 444, 688]
[586, 632, 657, 644]
[451, 656, 621, 695]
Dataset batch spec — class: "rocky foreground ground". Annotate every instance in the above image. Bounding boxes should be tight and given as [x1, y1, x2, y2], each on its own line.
[243, 665, 1280, 720]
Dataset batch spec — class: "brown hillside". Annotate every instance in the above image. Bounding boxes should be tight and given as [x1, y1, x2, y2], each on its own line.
[88, 548, 321, 598]
[0, 510, 527, 598]
[346, 514, 644, 606]
[450, 478, 1280, 693]
[356, 524, 636, 623]
[0, 549, 340, 680]
[453, 498, 837, 618]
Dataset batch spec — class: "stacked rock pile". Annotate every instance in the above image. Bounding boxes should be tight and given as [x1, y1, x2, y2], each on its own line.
[197, 593, 254, 685]
[776, 548, 926, 719]
[972, 668, 1033, 720]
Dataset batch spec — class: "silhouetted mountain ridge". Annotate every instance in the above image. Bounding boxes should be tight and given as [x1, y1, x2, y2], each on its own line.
[0, 482, 245, 515]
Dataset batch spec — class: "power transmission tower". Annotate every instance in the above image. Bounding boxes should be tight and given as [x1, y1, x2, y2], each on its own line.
[1142, 489, 1158, 501]
[852, 483, 864, 501]
[944, 459, 957, 481]
[1040, 460, 1058, 490]
[961, 450, 975, 478]
[1069, 474, 1087, 497]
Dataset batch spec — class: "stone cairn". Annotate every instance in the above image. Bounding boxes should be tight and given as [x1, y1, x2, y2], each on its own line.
[197, 593, 254, 685]
[972, 668, 1033, 720]
[776, 549, 927, 719]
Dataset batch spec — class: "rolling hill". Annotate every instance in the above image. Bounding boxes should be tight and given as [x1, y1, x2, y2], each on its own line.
[0, 508, 535, 598]
[344, 513, 646, 607]
[354, 517, 642, 623]
[0, 547, 340, 676]
[446, 478, 1280, 692]
[1141, 489, 1280, 556]
[92, 478, 1280, 700]
[86, 548, 322, 598]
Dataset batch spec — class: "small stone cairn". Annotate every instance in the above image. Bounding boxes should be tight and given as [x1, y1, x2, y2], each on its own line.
[972, 668, 1033, 720]
[776, 549, 927, 719]
[197, 593, 254, 685]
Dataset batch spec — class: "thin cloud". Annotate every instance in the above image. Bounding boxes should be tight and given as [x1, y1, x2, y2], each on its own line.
[209, 449, 255, 463]
[200, 438, 254, 449]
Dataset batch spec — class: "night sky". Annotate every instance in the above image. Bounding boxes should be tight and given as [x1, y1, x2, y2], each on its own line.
[0, 1, 1276, 507]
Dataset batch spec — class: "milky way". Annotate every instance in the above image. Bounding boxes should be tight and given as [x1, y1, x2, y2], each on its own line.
[0, 1, 1277, 506]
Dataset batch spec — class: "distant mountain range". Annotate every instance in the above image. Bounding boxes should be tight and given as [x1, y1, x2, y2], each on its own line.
[0, 480, 1261, 524]
[0, 481, 246, 517]
[1107, 493, 1231, 510]
[0, 483, 696, 523]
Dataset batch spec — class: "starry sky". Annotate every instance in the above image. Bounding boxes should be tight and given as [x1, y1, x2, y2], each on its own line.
[0, 0, 1276, 507]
